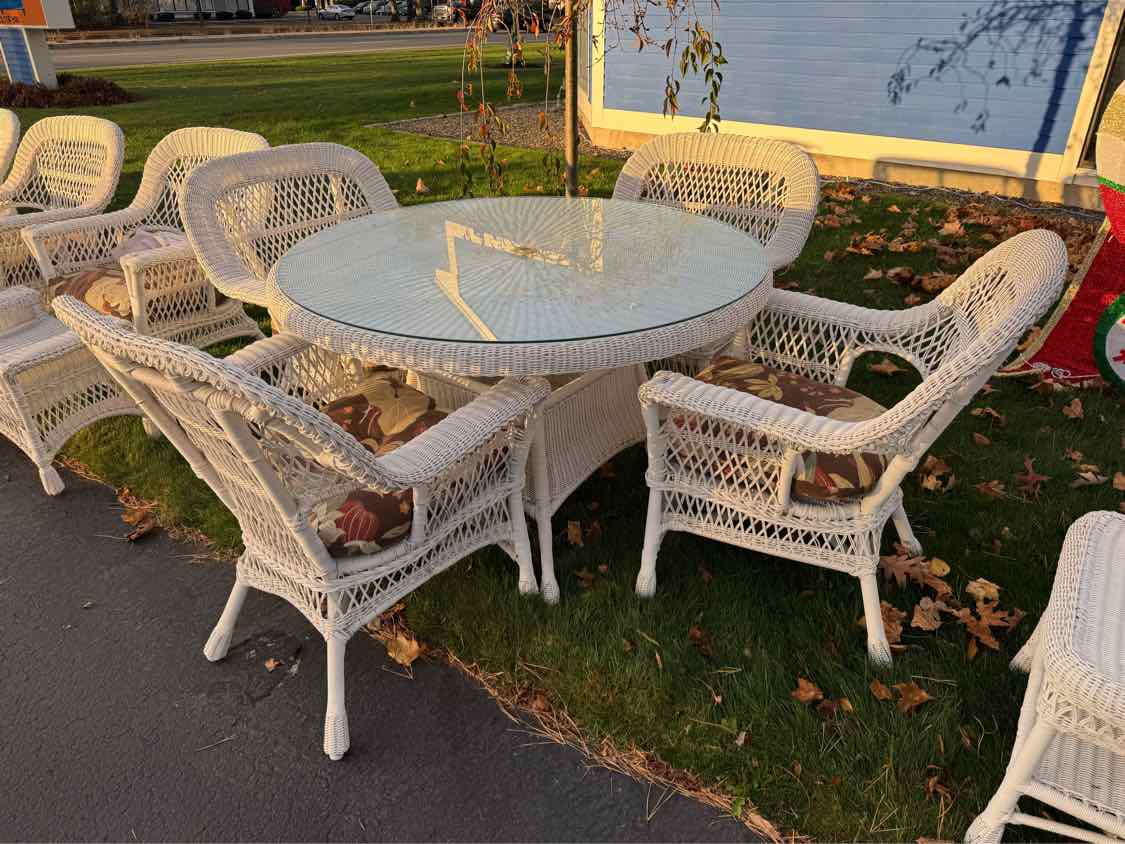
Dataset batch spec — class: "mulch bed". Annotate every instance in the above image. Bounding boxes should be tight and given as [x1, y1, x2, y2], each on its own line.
[0, 74, 133, 108]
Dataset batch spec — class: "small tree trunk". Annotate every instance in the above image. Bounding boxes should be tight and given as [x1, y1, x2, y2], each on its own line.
[563, 0, 579, 197]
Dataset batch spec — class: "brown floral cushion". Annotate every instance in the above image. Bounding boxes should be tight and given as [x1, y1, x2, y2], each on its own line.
[48, 228, 188, 321]
[309, 371, 447, 557]
[695, 357, 887, 503]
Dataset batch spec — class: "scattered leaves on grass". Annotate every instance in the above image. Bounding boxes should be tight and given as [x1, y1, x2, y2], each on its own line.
[971, 406, 1007, 427]
[1062, 398, 1084, 419]
[791, 677, 823, 704]
[1014, 456, 1049, 499]
[893, 681, 932, 713]
[911, 596, 945, 631]
[974, 479, 1006, 499]
[870, 678, 894, 700]
[868, 357, 905, 376]
[918, 454, 957, 493]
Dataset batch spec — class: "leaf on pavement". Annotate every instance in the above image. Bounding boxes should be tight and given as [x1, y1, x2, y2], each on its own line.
[386, 634, 423, 667]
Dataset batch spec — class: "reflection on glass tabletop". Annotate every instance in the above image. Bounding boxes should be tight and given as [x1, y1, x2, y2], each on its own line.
[273, 196, 769, 344]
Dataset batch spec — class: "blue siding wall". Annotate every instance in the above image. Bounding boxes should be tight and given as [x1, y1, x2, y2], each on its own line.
[601, 0, 1107, 153]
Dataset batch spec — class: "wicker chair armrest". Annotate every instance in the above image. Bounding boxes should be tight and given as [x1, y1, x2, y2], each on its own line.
[640, 369, 883, 455]
[117, 240, 196, 275]
[375, 376, 551, 486]
[224, 332, 364, 405]
[740, 289, 946, 381]
[0, 284, 46, 332]
[22, 207, 147, 280]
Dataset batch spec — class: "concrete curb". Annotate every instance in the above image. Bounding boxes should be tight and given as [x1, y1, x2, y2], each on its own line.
[50, 24, 466, 48]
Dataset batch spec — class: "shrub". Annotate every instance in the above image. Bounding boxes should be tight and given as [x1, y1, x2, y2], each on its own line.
[0, 74, 134, 108]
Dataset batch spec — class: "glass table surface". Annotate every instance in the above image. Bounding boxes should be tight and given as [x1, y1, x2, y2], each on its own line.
[272, 196, 769, 346]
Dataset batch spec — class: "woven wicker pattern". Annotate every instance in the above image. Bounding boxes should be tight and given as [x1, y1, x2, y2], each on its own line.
[0, 110, 19, 182]
[613, 133, 819, 374]
[0, 285, 139, 494]
[0, 116, 123, 290]
[636, 229, 1068, 665]
[52, 293, 549, 761]
[180, 142, 398, 310]
[966, 512, 1125, 843]
[24, 127, 268, 348]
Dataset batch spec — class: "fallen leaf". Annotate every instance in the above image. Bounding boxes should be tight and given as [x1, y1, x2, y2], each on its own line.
[566, 520, 583, 546]
[974, 480, 1006, 499]
[1071, 470, 1108, 488]
[972, 432, 992, 446]
[904, 293, 924, 306]
[868, 357, 905, 376]
[911, 597, 944, 631]
[688, 625, 714, 658]
[863, 268, 884, 280]
[971, 406, 1007, 427]
[880, 601, 907, 644]
[837, 697, 854, 714]
[125, 514, 158, 542]
[575, 567, 594, 589]
[886, 265, 915, 282]
[1014, 456, 1049, 499]
[870, 678, 894, 701]
[815, 698, 840, 720]
[887, 204, 902, 213]
[966, 578, 1001, 603]
[1062, 398, 1084, 419]
[1064, 447, 1084, 462]
[791, 677, 824, 705]
[386, 634, 423, 667]
[1114, 471, 1125, 491]
[824, 250, 837, 262]
[893, 681, 932, 713]
[414, 177, 431, 194]
[264, 658, 282, 672]
[734, 730, 748, 747]
[928, 557, 950, 577]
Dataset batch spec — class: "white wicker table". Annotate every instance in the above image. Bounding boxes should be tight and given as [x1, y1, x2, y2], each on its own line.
[269, 196, 771, 601]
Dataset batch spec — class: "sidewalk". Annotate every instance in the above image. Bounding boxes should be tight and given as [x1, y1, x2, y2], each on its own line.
[50, 22, 465, 47]
[0, 439, 755, 842]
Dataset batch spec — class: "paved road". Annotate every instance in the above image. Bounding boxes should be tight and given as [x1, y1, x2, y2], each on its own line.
[0, 438, 756, 842]
[52, 28, 471, 69]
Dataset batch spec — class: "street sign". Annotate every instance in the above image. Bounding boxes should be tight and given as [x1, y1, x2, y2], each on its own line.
[0, 0, 74, 87]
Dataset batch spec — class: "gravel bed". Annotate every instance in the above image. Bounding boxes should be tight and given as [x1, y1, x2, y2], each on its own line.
[377, 103, 629, 159]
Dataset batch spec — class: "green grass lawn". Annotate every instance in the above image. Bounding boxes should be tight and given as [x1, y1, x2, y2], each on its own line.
[39, 51, 1125, 842]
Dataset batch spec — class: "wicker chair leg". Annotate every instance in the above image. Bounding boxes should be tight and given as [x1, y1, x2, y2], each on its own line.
[508, 490, 539, 595]
[859, 572, 893, 666]
[203, 580, 249, 662]
[529, 430, 559, 604]
[964, 721, 1056, 843]
[891, 504, 923, 555]
[324, 637, 349, 761]
[37, 463, 64, 496]
[635, 488, 664, 598]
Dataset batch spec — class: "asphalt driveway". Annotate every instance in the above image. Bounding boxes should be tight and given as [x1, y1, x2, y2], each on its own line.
[0, 438, 755, 842]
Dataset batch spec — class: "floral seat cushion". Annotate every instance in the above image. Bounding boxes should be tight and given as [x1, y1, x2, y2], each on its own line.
[309, 370, 447, 558]
[695, 357, 887, 503]
[48, 228, 188, 322]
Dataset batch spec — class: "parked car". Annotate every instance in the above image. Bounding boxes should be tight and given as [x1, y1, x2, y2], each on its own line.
[353, 0, 378, 13]
[430, 3, 450, 21]
[317, 3, 355, 18]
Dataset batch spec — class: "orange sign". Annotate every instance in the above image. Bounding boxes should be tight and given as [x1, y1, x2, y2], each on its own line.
[0, 0, 74, 29]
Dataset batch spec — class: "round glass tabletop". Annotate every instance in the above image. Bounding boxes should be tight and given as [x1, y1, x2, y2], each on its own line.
[273, 196, 768, 346]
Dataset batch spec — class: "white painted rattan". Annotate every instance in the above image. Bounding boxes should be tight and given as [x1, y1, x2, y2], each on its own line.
[614, 133, 819, 374]
[24, 127, 269, 348]
[267, 195, 771, 602]
[0, 110, 20, 181]
[0, 285, 140, 494]
[0, 116, 124, 290]
[635, 229, 1068, 664]
[52, 293, 550, 761]
[966, 511, 1125, 843]
[180, 142, 398, 311]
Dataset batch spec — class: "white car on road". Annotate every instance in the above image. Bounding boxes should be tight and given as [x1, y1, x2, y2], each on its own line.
[318, 4, 356, 19]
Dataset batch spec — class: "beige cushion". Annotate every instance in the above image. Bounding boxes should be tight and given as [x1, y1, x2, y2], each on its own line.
[309, 370, 448, 558]
[695, 357, 887, 503]
[48, 228, 188, 321]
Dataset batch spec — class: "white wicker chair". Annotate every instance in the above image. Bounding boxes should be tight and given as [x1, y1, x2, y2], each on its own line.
[53, 293, 550, 761]
[180, 142, 398, 312]
[0, 110, 20, 181]
[966, 511, 1125, 843]
[24, 127, 269, 348]
[0, 116, 124, 289]
[613, 133, 819, 374]
[0, 285, 140, 494]
[634, 230, 1068, 664]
